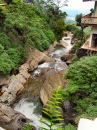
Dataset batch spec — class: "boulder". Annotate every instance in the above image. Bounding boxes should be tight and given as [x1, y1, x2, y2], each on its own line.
[0, 71, 31, 105]
[60, 40, 68, 48]
[0, 103, 28, 130]
[0, 47, 53, 105]
[40, 69, 67, 106]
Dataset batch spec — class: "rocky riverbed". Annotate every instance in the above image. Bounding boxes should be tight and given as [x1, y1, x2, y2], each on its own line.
[0, 36, 72, 129]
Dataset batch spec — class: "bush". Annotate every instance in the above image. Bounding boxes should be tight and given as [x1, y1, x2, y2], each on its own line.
[71, 42, 83, 53]
[65, 123, 76, 130]
[44, 30, 55, 43]
[71, 55, 79, 63]
[0, 44, 4, 54]
[65, 24, 82, 40]
[0, 32, 10, 49]
[6, 48, 21, 65]
[65, 56, 97, 86]
[61, 55, 97, 120]
[0, 52, 15, 74]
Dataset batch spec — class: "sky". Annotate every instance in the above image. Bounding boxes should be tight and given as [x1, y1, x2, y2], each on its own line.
[64, 0, 95, 13]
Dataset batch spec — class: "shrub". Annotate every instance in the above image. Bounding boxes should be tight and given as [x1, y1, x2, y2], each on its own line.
[6, 48, 21, 65]
[71, 55, 79, 63]
[0, 52, 15, 74]
[62, 55, 97, 119]
[0, 32, 10, 49]
[0, 44, 4, 54]
[71, 42, 83, 53]
[64, 123, 76, 130]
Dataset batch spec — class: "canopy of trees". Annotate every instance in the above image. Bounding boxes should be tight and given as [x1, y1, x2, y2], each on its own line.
[0, 0, 55, 74]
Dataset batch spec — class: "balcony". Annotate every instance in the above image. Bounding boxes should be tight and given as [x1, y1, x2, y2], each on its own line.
[81, 13, 97, 26]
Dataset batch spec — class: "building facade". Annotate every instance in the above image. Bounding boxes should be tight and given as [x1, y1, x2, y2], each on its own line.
[82, 1, 97, 48]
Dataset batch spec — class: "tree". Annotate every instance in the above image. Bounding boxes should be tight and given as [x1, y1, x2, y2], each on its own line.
[33, 0, 67, 39]
[53, 19, 66, 40]
[75, 13, 85, 41]
[47, 0, 68, 15]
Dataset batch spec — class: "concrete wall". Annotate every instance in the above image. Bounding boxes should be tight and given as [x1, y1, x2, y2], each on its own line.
[89, 26, 97, 47]
[93, 1, 97, 17]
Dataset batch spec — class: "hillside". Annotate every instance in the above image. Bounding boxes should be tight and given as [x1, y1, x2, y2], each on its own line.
[0, 0, 55, 74]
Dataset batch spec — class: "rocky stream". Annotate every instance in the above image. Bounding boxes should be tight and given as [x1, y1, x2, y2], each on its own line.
[0, 36, 72, 130]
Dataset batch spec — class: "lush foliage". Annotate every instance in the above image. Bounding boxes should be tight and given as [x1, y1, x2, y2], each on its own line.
[75, 13, 85, 41]
[84, 27, 91, 38]
[71, 41, 83, 53]
[33, 0, 67, 40]
[65, 24, 82, 40]
[0, 0, 55, 74]
[40, 87, 63, 130]
[64, 123, 76, 130]
[0, 52, 15, 74]
[62, 55, 97, 122]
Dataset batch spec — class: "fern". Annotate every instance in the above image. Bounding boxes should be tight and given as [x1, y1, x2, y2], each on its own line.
[22, 121, 33, 130]
[39, 87, 64, 130]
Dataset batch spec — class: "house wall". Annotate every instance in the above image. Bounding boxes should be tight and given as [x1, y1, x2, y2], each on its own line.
[94, 1, 97, 17]
[89, 26, 97, 47]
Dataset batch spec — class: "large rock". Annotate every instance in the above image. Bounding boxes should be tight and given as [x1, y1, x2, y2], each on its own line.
[0, 103, 28, 130]
[0, 47, 53, 105]
[26, 47, 53, 71]
[40, 69, 67, 106]
[61, 53, 75, 65]
[60, 40, 68, 48]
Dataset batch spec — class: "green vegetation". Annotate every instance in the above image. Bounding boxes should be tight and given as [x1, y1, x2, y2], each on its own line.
[40, 87, 63, 130]
[71, 41, 83, 53]
[61, 55, 97, 128]
[65, 123, 76, 130]
[84, 27, 91, 38]
[0, 0, 55, 74]
[65, 24, 82, 40]
[33, 0, 67, 40]
[22, 121, 33, 130]
[0, 0, 69, 75]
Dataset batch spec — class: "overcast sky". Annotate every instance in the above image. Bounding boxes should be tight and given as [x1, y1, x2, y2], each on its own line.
[65, 0, 95, 13]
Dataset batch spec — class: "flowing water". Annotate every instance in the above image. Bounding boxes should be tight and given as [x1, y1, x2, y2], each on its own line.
[1, 37, 72, 130]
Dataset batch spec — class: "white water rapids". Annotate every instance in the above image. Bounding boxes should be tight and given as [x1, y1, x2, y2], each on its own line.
[0, 36, 72, 130]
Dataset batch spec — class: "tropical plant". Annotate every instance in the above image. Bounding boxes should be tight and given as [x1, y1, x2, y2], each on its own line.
[39, 87, 63, 130]
[22, 121, 33, 130]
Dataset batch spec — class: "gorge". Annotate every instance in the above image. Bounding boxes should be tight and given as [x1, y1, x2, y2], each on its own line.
[0, 36, 72, 130]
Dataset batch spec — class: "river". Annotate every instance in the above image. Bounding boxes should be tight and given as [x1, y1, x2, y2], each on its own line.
[0, 37, 72, 130]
